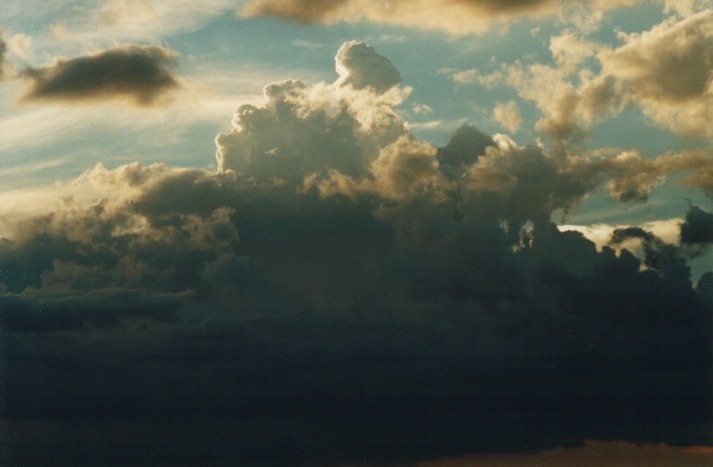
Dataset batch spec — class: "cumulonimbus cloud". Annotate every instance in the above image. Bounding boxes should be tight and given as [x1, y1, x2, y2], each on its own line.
[2, 41, 712, 464]
[19, 45, 180, 106]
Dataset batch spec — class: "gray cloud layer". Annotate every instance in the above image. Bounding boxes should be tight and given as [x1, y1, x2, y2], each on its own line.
[2, 42, 712, 464]
[20, 45, 179, 106]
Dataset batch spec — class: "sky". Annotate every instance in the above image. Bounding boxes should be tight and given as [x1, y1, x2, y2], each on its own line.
[1, 0, 713, 465]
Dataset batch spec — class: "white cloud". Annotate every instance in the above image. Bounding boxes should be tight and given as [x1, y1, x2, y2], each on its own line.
[493, 100, 522, 133]
[410, 103, 433, 115]
[5, 32, 32, 62]
[599, 10, 713, 138]
[560, 218, 684, 252]
[451, 68, 479, 84]
[477, 12, 713, 141]
[216, 42, 410, 180]
[335, 41, 401, 93]
[549, 31, 601, 72]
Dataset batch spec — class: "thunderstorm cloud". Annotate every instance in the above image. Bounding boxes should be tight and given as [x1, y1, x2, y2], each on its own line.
[2, 42, 712, 464]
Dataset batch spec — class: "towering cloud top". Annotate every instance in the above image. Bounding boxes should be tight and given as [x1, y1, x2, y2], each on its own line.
[335, 40, 401, 93]
[215, 41, 407, 180]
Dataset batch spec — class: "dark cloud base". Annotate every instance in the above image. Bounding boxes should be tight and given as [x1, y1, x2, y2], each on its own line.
[1, 176, 711, 464]
[4, 308, 711, 465]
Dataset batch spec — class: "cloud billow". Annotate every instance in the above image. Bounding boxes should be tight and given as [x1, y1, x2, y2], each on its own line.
[20, 45, 180, 106]
[681, 205, 713, 244]
[215, 41, 407, 179]
[2, 42, 712, 464]
[484, 11, 713, 141]
[335, 40, 401, 93]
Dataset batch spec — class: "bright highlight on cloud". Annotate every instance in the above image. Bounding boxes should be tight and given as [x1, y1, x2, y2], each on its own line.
[458, 9, 713, 140]
[215, 41, 406, 179]
[2, 41, 712, 464]
[19, 45, 180, 106]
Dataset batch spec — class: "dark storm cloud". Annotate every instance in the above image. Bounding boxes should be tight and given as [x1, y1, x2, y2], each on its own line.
[681, 205, 713, 245]
[436, 124, 494, 178]
[0, 289, 181, 332]
[20, 45, 179, 106]
[2, 42, 712, 464]
[679, 205, 713, 258]
[610, 225, 692, 288]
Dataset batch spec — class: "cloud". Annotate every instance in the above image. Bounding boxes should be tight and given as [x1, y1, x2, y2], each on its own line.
[99, 0, 156, 27]
[0, 32, 6, 77]
[664, 0, 713, 16]
[240, 0, 637, 35]
[424, 441, 713, 466]
[335, 40, 401, 93]
[488, 12, 713, 140]
[215, 42, 408, 179]
[450, 68, 479, 84]
[482, 60, 618, 140]
[3, 41, 712, 464]
[560, 218, 684, 252]
[21, 0, 238, 47]
[593, 149, 713, 200]
[680, 206, 713, 259]
[493, 100, 522, 132]
[19, 45, 180, 106]
[599, 11, 713, 137]
[681, 206, 713, 244]
[5, 32, 32, 64]
[0, 29, 11, 80]
[436, 123, 495, 178]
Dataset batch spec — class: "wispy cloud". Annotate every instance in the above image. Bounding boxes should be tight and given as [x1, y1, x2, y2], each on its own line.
[0, 157, 67, 177]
